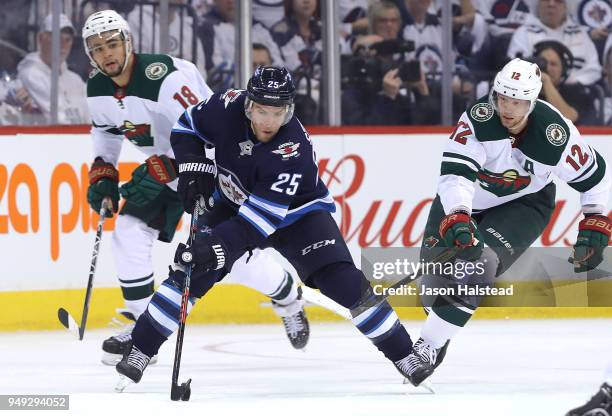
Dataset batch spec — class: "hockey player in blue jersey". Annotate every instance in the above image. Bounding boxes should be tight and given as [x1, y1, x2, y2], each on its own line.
[115, 66, 417, 388]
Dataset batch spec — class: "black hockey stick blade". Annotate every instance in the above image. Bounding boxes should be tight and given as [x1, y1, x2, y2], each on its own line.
[57, 307, 81, 339]
[171, 378, 191, 401]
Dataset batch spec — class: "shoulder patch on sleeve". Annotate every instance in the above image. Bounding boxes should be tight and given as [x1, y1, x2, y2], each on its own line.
[519, 100, 570, 165]
[545, 123, 568, 146]
[469, 102, 494, 122]
[221, 89, 244, 108]
[144, 62, 168, 80]
[272, 142, 301, 160]
[466, 95, 507, 142]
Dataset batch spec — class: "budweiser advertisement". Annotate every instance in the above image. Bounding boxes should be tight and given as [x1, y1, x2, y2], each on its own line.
[0, 131, 610, 291]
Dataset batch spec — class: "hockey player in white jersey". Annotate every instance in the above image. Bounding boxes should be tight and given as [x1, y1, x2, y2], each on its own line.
[82, 10, 310, 364]
[402, 58, 611, 386]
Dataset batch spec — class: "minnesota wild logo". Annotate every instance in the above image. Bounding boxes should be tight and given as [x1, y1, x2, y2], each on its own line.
[145, 62, 168, 80]
[546, 123, 567, 146]
[477, 169, 531, 197]
[119, 120, 154, 147]
[470, 102, 494, 122]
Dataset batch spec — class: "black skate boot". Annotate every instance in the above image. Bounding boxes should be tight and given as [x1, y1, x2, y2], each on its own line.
[115, 343, 152, 392]
[394, 338, 445, 386]
[566, 383, 612, 416]
[102, 310, 157, 366]
[102, 310, 136, 365]
[272, 287, 310, 349]
[434, 340, 450, 369]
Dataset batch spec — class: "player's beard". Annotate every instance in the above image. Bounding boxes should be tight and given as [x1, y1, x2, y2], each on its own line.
[103, 63, 123, 78]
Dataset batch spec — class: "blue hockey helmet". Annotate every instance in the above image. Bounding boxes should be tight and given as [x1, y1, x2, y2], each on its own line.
[245, 66, 296, 125]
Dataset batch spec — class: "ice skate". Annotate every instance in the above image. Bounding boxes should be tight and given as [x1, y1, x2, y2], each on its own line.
[115, 344, 151, 392]
[102, 309, 157, 365]
[566, 383, 612, 416]
[394, 338, 445, 387]
[272, 287, 310, 350]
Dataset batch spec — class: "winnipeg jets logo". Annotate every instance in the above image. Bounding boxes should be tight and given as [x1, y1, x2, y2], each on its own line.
[580, 0, 612, 28]
[218, 173, 247, 205]
[238, 140, 253, 156]
[221, 89, 243, 108]
[272, 142, 300, 160]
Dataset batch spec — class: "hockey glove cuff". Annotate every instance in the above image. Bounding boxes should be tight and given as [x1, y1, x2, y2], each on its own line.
[571, 214, 611, 273]
[176, 154, 216, 214]
[87, 157, 119, 217]
[119, 155, 177, 207]
[174, 235, 227, 273]
[439, 211, 484, 261]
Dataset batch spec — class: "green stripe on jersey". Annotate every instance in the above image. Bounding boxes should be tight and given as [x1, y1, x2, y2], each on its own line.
[442, 152, 481, 170]
[569, 151, 607, 193]
[440, 161, 478, 181]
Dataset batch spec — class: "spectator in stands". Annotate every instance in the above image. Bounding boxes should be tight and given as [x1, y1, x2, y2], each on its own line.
[0, 75, 38, 125]
[252, 42, 273, 72]
[253, 0, 287, 29]
[390, 0, 479, 122]
[429, 0, 488, 60]
[341, 1, 419, 125]
[128, 0, 207, 76]
[17, 13, 88, 124]
[192, 0, 215, 21]
[0, 0, 33, 74]
[253, 0, 368, 36]
[507, 0, 602, 85]
[599, 33, 612, 124]
[470, 0, 533, 79]
[198, 0, 284, 91]
[565, 0, 611, 61]
[338, 0, 370, 46]
[270, 0, 323, 124]
[533, 40, 599, 124]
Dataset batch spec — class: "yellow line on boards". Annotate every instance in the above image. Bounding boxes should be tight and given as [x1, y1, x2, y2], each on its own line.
[1, 285, 611, 332]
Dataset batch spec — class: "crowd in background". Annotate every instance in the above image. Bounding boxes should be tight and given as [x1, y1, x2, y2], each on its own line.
[2, 0, 612, 126]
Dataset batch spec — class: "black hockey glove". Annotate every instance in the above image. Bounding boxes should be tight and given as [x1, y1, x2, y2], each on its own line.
[570, 214, 611, 273]
[176, 154, 216, 214]
[87, 157, 119, 217]
[174, 235, 227, 273]
[439, 211, 484, 261]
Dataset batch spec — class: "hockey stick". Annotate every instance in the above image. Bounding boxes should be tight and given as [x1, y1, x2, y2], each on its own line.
[57, 197, 111, 340]
[300, 286, 352, 319]
[170, 199, 202, 402]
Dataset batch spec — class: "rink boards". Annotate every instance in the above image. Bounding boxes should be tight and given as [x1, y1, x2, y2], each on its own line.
[1, 127, 611, 330]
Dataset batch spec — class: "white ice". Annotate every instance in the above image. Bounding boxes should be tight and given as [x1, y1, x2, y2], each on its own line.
[1, 319, 610, 416]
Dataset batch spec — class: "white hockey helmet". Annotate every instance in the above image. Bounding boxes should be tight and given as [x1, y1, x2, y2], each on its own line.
[82, 10, 132, 75]
[488, 58, 542, 115]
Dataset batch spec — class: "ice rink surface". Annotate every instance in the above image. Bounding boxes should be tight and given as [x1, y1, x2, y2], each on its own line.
[1, 318, 610, 416]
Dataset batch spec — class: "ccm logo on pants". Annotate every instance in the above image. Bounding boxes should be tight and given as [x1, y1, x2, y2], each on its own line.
[302, 239, 336, 255]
